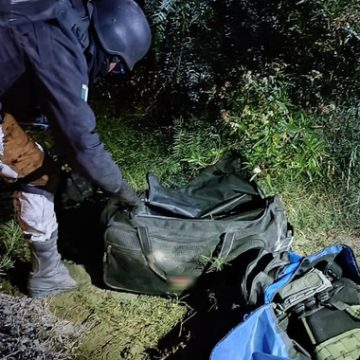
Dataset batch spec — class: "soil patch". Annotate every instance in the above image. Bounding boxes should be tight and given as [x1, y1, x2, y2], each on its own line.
[49, 263, 186, 360]
[0, 292, 83, 359]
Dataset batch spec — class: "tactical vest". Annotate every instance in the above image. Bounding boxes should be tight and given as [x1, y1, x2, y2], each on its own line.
[239, 245, 360, 359]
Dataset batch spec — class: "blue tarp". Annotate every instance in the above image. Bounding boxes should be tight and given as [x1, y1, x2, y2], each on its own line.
[210, 305, 292, 360]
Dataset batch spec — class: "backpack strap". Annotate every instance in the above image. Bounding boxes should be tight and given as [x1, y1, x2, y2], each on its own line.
[240, 250, 289, 304]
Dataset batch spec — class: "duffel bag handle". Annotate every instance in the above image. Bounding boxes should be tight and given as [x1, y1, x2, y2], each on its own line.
[218, 232, 235, 258]
[206, 232, 236, 272]
[137, 226, 168, 281]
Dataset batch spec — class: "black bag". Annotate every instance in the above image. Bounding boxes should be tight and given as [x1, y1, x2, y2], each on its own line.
[102, 153, 293, 296]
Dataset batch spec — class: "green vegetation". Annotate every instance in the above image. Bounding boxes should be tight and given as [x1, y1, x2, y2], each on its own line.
[48, 264, 186, 360]
[0, 221, 27, 288]
[95, 116, 182, 189]
[1, 0, 360, 358]
[221, 70, 328, 182]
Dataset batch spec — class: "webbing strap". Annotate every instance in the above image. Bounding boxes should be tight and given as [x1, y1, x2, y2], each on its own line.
[248, 271, 274, 305]
[240, 249, 271, 301]
[218, 232, 235, 259]
[248, 256, 290, 305]
[137, 226, 167, 281]
[241, 250, 290, 304]
[315, 328, 360, 359]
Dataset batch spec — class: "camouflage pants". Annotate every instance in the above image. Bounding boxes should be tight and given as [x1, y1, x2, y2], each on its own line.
[0, 113, 58, 241]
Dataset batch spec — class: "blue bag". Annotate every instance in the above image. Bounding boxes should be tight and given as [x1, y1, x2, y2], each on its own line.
[211, 245, 360, 360]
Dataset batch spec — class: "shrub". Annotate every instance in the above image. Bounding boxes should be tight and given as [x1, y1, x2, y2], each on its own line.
[221, 70, 328, 182]
[97, 0, 360, 120]
[0, 221, 24, 284]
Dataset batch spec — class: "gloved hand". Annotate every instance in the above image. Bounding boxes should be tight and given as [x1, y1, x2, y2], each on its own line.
[113, 180, 142, 212]
[60, 172, 94, 209]
[101, 181, 143, 225]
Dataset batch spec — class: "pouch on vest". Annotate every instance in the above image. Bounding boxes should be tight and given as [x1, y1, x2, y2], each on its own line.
[101, 152, 293, 296]
[270, 245, 360, 359]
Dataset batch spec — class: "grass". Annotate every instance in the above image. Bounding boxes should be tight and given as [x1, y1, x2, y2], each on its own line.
[0, 108, 359, 359]
[260, 177, 356, 256]
[96, 116, 183, 191]
[48, 264, 186, 360]
[0, 292, 84, 359]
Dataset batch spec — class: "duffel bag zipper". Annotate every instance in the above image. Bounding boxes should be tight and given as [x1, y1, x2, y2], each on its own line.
[103, 244, 112, 264]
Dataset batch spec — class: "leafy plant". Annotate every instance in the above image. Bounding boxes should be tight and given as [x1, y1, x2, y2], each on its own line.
[171, 117, 225, 174]
[222, 71, 328, 182]
[0, 221, 24, 281]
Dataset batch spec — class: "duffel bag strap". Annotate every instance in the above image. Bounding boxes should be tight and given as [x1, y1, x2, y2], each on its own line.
[217, 232, 235, 259]
[137, 226, 167, 281]
[207, 232, 235, 272]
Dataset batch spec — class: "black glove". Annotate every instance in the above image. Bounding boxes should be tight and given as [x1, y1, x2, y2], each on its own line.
[114, 180, 142, 211]
[101, 181, 142, 225]
[60, 172, 94, 209]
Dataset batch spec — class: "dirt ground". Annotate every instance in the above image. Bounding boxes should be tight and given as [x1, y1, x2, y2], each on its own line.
[0, 292, 83, 359]
[48, 263, 186, 360]
[293, 231, 360, 262]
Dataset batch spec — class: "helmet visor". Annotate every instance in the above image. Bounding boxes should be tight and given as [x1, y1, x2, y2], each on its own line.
[108, 56, 128, 75]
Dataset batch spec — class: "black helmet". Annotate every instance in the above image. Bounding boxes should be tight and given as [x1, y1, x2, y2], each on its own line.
[92, 0, 152, 70]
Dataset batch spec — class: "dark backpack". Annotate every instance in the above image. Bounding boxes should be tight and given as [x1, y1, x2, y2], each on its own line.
[101, 153, 293, 296]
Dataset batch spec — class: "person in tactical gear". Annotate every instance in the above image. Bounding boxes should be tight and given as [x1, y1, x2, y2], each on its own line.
[0, 0, 152, 297]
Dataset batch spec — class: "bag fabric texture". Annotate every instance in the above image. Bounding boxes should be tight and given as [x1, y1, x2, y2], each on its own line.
[102, 153, 293, 296]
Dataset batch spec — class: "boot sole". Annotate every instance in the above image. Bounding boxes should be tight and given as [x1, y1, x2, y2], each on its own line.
[29, 284, 78, 298]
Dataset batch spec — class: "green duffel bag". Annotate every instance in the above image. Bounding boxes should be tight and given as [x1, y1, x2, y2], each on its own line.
[101, 153, 293, 296]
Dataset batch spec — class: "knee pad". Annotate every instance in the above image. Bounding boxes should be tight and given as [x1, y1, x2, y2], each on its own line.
[13, 190, 58, 242]
[0, 112, 59, 192]
[0, 113, 44, 179]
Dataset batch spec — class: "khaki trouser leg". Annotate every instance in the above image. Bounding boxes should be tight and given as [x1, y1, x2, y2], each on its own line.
[0, 113, 77, 296]
[0, 113, 58, 241]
